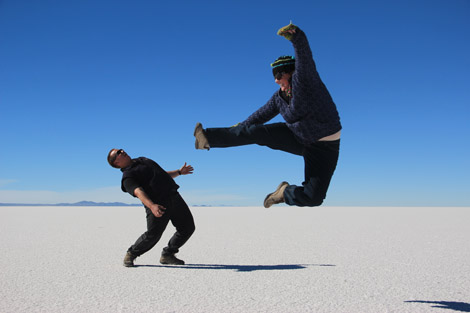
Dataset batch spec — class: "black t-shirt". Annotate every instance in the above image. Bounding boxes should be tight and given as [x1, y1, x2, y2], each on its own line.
[121, 157, 179, 203]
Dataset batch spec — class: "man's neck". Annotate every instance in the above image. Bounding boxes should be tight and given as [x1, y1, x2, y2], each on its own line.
[120, 159, 135, 171]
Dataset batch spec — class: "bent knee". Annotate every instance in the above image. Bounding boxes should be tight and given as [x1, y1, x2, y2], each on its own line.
[310, 199, 324, 207]
[182, 223, 195, 237]
[188, 224, 196, 235]
[304, 197, 324, 207]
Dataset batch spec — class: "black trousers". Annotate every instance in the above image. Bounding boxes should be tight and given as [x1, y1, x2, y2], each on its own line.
[128, 192, 195, 257]
[205, 123, 340, 207]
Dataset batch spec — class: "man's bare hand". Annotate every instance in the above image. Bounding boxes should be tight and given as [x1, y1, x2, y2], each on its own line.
[277, 22, 298, 40]
[179, 162, 194, 175]
[150, 204, 166, 217]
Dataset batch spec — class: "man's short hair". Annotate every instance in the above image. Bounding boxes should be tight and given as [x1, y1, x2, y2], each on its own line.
[107, 149, 120, 168]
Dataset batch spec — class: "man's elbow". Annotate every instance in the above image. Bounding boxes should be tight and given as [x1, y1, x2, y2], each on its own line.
[132, 187, 143, 198]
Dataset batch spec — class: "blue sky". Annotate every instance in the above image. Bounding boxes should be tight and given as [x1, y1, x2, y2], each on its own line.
[1, 0, 469, 206]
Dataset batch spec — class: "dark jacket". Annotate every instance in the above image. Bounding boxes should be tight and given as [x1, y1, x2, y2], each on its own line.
[241, 28, 342, 145]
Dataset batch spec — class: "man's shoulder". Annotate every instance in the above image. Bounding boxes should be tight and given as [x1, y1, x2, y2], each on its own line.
[138, 157, 161, 168]
[135, 156, 149, 162]
[123, 157, 162, 173]
[130, 157, 155, 167]
[121, 158, 146, 176]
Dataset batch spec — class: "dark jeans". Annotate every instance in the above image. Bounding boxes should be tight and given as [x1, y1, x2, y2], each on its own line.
[128, 192, 195, 257]
[205, 123, 340, 207]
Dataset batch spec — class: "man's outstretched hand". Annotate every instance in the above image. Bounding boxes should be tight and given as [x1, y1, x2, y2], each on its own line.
[277, 22, 298, 41]
[179, 162, 194, 175]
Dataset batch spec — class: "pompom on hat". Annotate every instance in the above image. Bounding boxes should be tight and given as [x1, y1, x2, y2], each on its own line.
[271, 55, 295, 77]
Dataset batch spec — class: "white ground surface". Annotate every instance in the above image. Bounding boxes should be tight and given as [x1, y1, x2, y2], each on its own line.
[0, 205, 469, 313]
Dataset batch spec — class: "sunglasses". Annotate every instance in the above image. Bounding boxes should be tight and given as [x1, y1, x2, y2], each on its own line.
[274, 72, 285, 80]
[110, 149, 124, 165]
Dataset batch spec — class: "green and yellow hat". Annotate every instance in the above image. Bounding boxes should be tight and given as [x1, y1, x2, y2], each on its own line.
[271, 55, 295, 77]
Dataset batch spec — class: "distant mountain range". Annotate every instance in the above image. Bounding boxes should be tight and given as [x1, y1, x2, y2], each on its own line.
[0, 201, 141, 207]
[0, 201, 226, 207]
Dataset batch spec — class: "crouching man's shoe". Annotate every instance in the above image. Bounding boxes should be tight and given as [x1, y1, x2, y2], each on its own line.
[160, 254, 185, 265]
[123, 251, 136, 267]
[194, 122, 210, 150]
[264, 181, 289, 208]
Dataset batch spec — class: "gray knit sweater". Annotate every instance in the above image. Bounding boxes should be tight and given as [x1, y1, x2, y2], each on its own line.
[240, 28, 342, 145]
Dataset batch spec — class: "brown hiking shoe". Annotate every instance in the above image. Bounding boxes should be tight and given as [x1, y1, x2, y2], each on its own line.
[194, 122, 210, 150]
[160, 254, 185, 265]
[263, 181, 289, 208]
[123, 251, 136, 267]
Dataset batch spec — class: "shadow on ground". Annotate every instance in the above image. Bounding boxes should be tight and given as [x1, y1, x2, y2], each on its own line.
[405, 300, 470, 312]
[136, 263, 335, 272]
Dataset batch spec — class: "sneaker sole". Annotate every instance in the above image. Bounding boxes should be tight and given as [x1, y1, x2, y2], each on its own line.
[160, 261, 185, 265]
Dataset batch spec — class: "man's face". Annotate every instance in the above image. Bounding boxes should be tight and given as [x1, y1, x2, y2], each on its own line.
[275, 72, 292, 92]
[111, 149, 131, 168]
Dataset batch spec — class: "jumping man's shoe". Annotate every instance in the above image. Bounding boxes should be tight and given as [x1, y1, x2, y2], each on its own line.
[194, 122, 210, 150]
[264, 181, 289, 208]
[160, 254, 185, 265]
[123, 251, 136, 267]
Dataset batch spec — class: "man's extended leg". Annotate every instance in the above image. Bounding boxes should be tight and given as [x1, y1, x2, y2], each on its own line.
[283, 140, 340, 207]
[203, 123, 304, 156]
[161, 193, 195, 265]
[127, 208, 170, 258]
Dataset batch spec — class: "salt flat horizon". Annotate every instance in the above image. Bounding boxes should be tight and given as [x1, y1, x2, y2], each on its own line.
[2, 202, 469, 207]
[1, 205, 469, 313]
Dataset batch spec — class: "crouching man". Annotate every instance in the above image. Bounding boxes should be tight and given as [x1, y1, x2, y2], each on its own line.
[107, 148, 195, 267]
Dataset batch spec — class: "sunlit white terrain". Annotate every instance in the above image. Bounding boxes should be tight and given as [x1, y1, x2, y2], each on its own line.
[1, 206, 469, 313]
